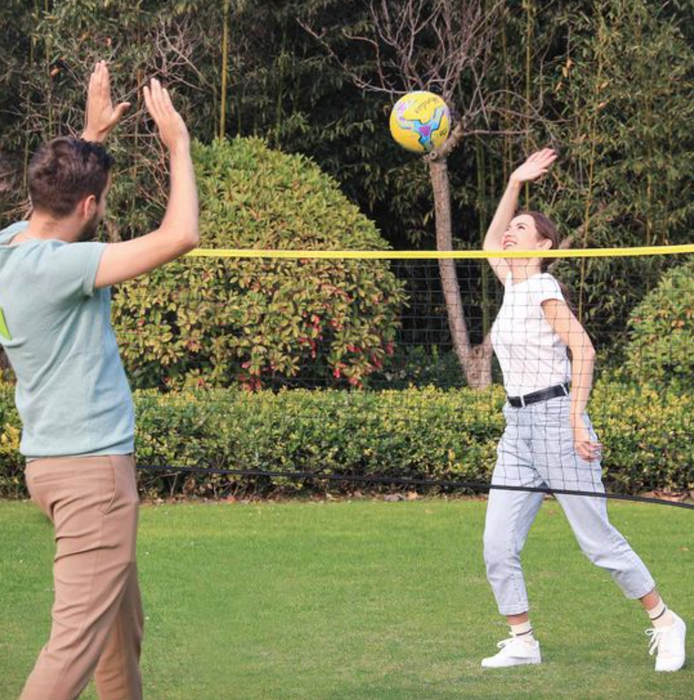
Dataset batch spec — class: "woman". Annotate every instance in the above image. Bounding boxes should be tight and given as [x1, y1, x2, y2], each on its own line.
[480, 149, 686, 672]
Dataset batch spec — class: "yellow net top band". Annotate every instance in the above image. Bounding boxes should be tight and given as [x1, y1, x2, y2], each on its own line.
[186, 244, 694, 260]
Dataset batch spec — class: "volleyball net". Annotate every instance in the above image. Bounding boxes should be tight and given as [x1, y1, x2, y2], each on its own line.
[120, 245, 694, 508]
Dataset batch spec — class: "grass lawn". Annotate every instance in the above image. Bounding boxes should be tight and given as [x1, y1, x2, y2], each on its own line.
[1, 497, 692, 699]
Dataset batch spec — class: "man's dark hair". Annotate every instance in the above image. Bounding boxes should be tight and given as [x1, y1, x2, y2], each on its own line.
[28, 137, 115, 218]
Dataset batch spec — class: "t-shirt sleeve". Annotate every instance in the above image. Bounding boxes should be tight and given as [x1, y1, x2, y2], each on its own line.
[37, 242, 107, 301]
[528, 274, 565, 307]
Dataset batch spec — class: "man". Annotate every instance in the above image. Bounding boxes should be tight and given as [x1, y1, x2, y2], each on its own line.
[0, 62, 199, 700]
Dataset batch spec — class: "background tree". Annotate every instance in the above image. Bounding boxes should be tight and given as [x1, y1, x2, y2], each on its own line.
[512, 0, 694, 352]
[301, 0, 529, 388]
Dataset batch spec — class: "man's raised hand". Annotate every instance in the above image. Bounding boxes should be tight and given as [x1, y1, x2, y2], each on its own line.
[142, 78, 190, 154]
[82, 61, 131, 143]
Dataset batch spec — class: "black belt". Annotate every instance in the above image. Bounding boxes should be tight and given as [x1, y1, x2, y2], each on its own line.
[507, 382, 570, 408]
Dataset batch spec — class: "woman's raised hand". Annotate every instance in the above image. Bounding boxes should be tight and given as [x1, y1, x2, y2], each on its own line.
[510, 148, 557, 185]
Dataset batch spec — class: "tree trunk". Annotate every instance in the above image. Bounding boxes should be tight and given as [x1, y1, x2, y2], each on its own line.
[428, 158, 492, 388]
[219, 0, 230, 140]
[468, 334, 493, 388]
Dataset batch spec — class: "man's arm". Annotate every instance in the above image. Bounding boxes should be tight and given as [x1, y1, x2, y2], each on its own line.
[82, 61, 131, 143]
[94, 79, 199, 288]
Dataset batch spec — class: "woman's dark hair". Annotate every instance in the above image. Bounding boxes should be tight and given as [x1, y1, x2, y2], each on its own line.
[28, 137, 114, 218]
[517, 209, 574, 310]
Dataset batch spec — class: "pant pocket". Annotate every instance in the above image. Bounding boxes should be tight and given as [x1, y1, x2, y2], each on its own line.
[97, 459, 119, 516]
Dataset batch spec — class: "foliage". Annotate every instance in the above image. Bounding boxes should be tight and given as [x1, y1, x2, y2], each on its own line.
[111, 137, 406, 389]
[624, 260, 694, 392]
[1, 381, 692, 498]
[0, 387, 22, 497]
[514, 0, 694, 339]
[0, 0, 223, 231]
[2, 1, 694, 249]
[2, 0, 694, 381]
[370, 345, 465, 389]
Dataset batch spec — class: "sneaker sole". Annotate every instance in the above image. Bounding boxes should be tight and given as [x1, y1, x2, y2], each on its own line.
[481, 657, 542, 669]
[655, 658, 685, 673]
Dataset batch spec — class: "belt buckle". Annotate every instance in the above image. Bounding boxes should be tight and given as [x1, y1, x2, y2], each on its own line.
[519, 394, 526, 408]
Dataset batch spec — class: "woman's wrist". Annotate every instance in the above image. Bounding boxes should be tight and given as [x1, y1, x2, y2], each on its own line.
[570, 409, 585, 425]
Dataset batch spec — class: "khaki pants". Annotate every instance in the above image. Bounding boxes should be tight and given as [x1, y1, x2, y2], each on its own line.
[20, 455, 143, 700]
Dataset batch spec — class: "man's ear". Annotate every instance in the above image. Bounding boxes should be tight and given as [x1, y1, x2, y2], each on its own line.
[81, 194, 98, 219]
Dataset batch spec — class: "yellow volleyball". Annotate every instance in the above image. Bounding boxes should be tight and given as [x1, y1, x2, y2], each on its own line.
[389, 91, 451, 154]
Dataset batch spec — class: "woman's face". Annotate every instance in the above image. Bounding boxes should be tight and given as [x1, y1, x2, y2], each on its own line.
[501, 214, 552, 251]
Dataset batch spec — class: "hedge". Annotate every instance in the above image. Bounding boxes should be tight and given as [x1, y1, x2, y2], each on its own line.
[625, 259, 694, 392]
[1, 382, 692, 499]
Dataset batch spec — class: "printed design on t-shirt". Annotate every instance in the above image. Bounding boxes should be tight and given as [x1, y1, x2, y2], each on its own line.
[0, 305, 11, 341]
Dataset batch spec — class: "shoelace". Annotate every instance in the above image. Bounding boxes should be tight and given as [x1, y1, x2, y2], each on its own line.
[645, 628, 662, 656]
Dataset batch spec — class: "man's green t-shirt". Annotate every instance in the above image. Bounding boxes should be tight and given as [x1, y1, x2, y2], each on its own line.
[0, 221, 135, 458]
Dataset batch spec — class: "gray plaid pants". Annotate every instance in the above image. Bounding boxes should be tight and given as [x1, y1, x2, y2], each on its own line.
[483, 396, 656, 615]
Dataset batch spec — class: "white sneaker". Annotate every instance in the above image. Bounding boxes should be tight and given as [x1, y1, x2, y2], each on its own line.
[481, 635, 542, 668]
[646, 612, 687, 672]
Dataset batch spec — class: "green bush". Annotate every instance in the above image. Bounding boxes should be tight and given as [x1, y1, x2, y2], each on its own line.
[1, 382, 692, 499]
[111, 137, 406, 390]
[588, 382, 694, 494]
[370, 345, 465, 389]
[624, 261, 694, 391]
[0, 383, 22, 496]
